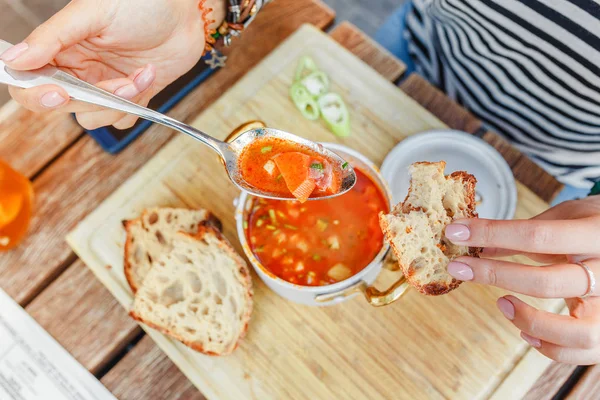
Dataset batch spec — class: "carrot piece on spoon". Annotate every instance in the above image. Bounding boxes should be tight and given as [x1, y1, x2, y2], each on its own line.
[273, 152, 317, 202]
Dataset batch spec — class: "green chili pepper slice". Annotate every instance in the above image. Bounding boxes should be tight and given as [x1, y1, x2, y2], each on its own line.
[301, 71, 330, 98]
[290, 82, 320, 121]
[294, 56, 319, 81]
[317, 92, 351, 137]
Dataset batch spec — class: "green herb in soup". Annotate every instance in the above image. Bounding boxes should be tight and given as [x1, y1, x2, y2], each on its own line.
[245, 169, 388, 286]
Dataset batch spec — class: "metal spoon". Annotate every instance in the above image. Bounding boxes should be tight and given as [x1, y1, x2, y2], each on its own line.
[0, 40, 356, 201]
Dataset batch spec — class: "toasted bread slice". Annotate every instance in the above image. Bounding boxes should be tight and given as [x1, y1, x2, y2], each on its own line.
[379, 161, 480, 295]
[124, 208, 220, 293]
[130, 223, 253, 355]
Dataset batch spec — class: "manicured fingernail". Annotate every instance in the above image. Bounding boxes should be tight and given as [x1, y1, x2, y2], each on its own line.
[497, 297, 515, 320]
[40, 91, 67, 108]
[114, 84, 139, 99]
[1, 43, 29, 62]
[445, 224, 470, 241]
[133, 65, 155, 92]
[447, 261, 474, 281]
[521, 332, 541, 348]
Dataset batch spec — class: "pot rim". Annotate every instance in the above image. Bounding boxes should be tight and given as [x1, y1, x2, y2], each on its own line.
[235, 142, 393, 294]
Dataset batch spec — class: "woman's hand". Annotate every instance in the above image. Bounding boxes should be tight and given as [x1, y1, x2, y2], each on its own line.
[0, 0, 225, 130]
[445, 196, 600, 365]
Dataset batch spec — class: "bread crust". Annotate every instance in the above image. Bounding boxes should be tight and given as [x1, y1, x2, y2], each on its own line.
[193, 222, 254, 352]
[379, 216, 461, 295]
[123, 218, 141, 293]
[129, 221, 253, 356]
[449, 171, 482, 259]
[129, 311, 220, 355]
[380, 162, 480, 296]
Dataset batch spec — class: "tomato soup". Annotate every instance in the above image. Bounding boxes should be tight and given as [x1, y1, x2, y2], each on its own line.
[238, 137, 344, 202]
[245, 169, 388, 286]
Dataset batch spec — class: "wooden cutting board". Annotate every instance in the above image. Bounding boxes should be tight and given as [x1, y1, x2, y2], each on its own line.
[67, 24, 563, 400]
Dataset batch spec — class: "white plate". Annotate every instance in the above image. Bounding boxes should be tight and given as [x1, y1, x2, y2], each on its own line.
[381, 130, 517, 220]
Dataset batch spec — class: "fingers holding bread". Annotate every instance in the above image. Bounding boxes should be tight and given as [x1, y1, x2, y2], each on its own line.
[379, 161, 481, 295]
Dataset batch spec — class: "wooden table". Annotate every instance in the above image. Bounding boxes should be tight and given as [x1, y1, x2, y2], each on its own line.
[0, 1, 590, 398]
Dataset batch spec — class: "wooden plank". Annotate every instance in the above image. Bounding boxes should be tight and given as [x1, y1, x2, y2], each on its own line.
[101, 336, 204, 400]
[523, 363, 578, 400]
[489, 327, 570, 400]
[330, 21, 406, 82]
[481, 131, 564, 208]
[0, 102, 82, 178]
[25, 260, 140, 375]
[565, 365, 600, 400]
[0, 0, 336, 303]
[399, 74, 563, 203]
[399, 74, 483, 134]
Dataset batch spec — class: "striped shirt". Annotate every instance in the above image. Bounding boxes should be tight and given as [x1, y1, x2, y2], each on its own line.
[405, 0, 600, 188]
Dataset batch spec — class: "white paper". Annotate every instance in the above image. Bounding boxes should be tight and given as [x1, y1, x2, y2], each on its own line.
[0, 289, 116, 400]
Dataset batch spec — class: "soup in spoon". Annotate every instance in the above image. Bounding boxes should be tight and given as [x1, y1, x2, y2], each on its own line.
[238, 137, 349, 203]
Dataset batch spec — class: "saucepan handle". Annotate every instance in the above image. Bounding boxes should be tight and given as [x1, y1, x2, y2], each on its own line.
[315, 251, 411, 307]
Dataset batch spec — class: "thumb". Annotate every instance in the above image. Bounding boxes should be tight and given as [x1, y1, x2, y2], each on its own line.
[1, 1, 104, 70]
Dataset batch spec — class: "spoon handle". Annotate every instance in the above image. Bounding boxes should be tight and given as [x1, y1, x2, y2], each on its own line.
[0, 40, 228, 155]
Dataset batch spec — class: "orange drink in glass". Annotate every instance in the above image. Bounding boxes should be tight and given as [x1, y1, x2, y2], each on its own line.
[0, 160, 33, 251]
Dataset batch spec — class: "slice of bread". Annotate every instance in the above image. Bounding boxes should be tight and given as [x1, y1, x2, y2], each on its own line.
[379, 161, 480, 295]
[130, 223, 253, 355]
[124, 208, 220, 293]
